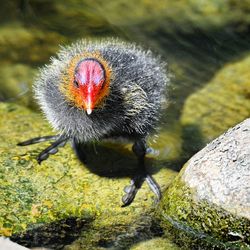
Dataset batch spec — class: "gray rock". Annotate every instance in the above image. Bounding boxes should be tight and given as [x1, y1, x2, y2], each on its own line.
[159, 119, 250, 249]
[0, 237, 29, 250]
[183, 118, 250, 220]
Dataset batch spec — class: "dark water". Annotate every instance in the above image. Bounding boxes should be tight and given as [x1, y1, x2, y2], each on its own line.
[1, 1, 250, 249]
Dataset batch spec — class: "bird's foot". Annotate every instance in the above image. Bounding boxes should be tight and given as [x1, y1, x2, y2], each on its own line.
[145, 174, 162, 200]
[18, 134, 69, 164]
[36, 137, 68, 164]
[122, 174, 145, 207]
[121, 173, 161, 207]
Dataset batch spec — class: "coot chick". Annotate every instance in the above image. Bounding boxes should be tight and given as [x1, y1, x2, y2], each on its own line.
[18, 38, 169, 206]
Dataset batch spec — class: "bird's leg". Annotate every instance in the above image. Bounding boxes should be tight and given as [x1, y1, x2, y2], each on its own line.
[18, 135, 69, 164]
[122, 139, 161, 207]
[122, 139, 146, 207]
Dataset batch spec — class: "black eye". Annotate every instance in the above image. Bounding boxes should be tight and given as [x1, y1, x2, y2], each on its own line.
[74, 79, 79, 88]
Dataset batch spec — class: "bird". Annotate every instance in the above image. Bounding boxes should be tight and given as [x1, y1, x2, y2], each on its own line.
[18, 38, 169, 206]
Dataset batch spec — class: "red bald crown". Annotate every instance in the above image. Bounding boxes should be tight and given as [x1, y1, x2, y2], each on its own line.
[74, 58, 106, 114]
[59, 53, 112, 112]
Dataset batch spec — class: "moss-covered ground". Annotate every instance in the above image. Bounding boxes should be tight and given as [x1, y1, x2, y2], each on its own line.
[0, 102, 178, 249]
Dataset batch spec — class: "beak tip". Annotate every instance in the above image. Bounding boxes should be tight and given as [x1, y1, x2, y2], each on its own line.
[86, 108, 92, 115]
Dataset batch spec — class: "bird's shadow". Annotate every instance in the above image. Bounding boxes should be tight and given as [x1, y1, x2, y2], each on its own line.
[73, 141, 160, 179]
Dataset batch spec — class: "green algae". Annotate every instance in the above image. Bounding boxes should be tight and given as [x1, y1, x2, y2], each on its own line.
[94, 0, 250, 33]
[0, 102, 178, 248]
[181, 53, 250, 145]
[158, 170, 250, 249]
[0, 103, 95, 237]
[130, 237, 180, 250]
[0, 23, 67, 65]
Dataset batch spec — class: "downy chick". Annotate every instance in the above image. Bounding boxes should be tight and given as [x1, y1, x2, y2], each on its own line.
[18, 38, 169, 206]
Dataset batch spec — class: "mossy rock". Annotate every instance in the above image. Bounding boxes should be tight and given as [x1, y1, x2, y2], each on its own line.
[0, 23, 67, 65]
[0, 102, 178, 249]
[158, 119, 250, 249]
[0, 64, 38, 110]
[181, 53, 250, 155]
[96, 0, 250, 33]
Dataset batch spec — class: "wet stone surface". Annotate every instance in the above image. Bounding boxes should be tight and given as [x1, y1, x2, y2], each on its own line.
[183, 118, 250, 219]
[159, 119, 250, 249]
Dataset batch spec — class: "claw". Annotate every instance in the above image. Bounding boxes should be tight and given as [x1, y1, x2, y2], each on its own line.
[36, 136, 69, 164]
[121, 186, 138, 207]
[121, 173, 161, 207]
[145, 175, 162, 200]
[121, 174, 145, 207]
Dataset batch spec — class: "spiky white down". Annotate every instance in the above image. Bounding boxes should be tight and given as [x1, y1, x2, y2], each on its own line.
[34, 38, 169, 142]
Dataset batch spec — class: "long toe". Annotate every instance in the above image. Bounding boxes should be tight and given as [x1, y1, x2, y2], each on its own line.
[37, 154, 49, 164]
[121, 191, 138, 207]
[121, 179, 138, 207]
[145, 174, 162, 200]
[121, 174, 146, 207]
